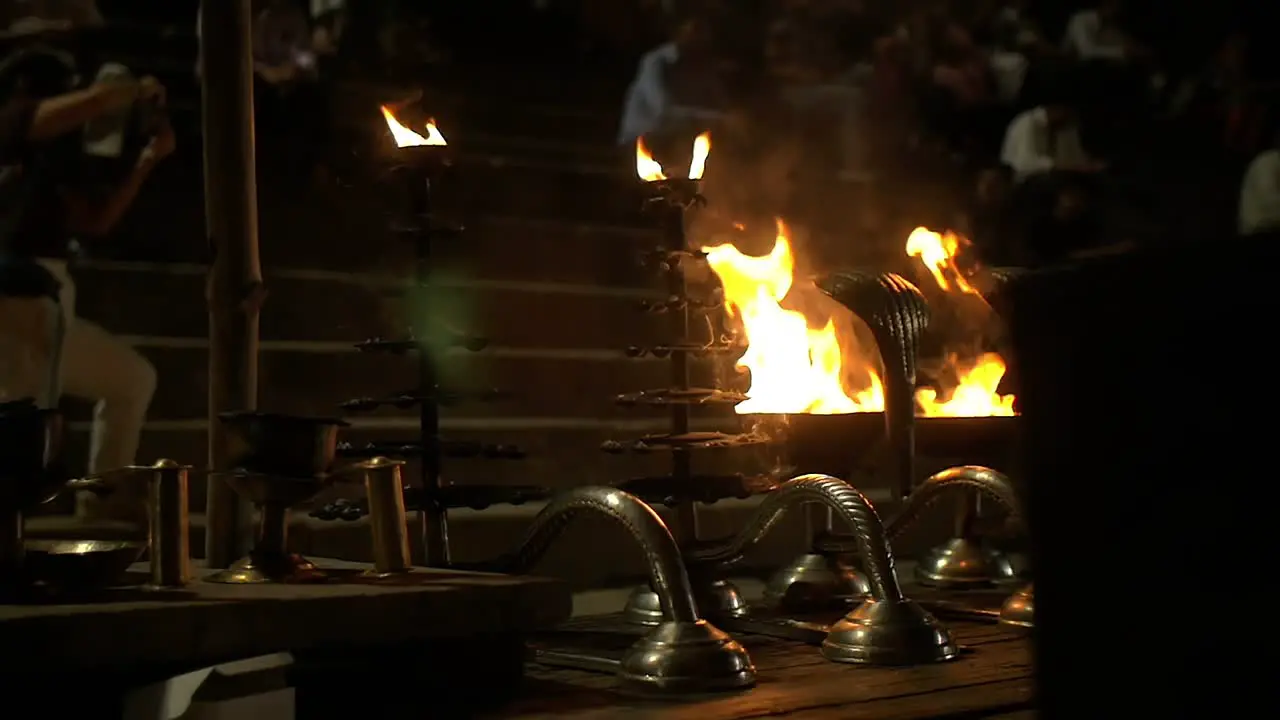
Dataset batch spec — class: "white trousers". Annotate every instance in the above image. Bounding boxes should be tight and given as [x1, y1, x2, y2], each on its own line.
[0, 259, 156, 476]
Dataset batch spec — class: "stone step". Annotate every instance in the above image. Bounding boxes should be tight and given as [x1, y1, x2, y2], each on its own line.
[113, 178, 658, 287]
[111, 149, 645, 264]
[73, 263, 675, 349]
[47, 417, 760, 514]
[59, 344, 729, 423]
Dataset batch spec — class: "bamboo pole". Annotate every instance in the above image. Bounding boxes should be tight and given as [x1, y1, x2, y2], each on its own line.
[199, 0, 261, 568]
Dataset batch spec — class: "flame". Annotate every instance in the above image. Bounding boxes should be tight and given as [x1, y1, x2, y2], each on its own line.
[905, 227, 977, 295]
[634, 132, 712, 181]
[635, 136, 666, 181]
[688, 131, 711, 180]
[381, 105, 447, 147]
[916, 353, 1016, 416]
[704, 220, 884, 415]
[904, 227, 1016, 416]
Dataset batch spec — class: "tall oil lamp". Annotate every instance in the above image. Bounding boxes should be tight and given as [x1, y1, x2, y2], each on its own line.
[313, 105, 547, 566]
[608, 134, 777, 624]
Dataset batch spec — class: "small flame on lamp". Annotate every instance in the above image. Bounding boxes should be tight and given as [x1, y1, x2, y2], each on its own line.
[635, 136, 666, 181]
[381, 105, 447, 148]
[688, 131, 711, 180]
[634, 132, 712, 181]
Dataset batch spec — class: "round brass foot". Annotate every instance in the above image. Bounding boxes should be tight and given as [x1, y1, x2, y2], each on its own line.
[623, 578, 750, 625]
[822, 599, 959, 665]
[763, 553, 870, 612]
[205, 551, 328, 584]
[915, 537, 1017, 588]
[622, 584, 665, 626]
[619, 620, 756, 696]
[999, 583, 1034, 629]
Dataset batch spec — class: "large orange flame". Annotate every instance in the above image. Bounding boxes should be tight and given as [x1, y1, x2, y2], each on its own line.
[904, 227, 1016, 417]
[704, 220, 884, 415]
[700, 222, 1015, 417]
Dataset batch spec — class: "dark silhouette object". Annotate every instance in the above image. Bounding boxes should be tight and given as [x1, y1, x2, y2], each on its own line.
[1002, 241, 1267, 717]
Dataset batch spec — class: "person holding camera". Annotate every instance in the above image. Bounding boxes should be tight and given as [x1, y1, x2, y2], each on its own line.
[0, 30, 172, 526]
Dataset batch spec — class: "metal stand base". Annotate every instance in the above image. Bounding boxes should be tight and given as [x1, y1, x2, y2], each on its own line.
[763, 553, 870, 612]
[622, 578, 749, 626]
[822, 599, 960, 665]
[618, 620, 756, 696]
[999, 583, 1034, 628]
[915, 537, 1017, 588]
[205, 550, 327, 584]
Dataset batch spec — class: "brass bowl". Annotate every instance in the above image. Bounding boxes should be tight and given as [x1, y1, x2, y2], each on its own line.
[22, 539, 146, 590]
[218, 411, 348, 479]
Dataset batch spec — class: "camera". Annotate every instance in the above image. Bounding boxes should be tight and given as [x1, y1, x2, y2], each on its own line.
[0, 42, 165, 184]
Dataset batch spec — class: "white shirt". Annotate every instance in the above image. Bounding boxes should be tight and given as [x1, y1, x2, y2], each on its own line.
[616, 42, 725, 145]
[999, 107, 1092, 183]
[618, 42, 680, 145]
[1062, 10, 1126, 61]
[989, 50, 1028, 104]
[1239, 149, 1280, 236]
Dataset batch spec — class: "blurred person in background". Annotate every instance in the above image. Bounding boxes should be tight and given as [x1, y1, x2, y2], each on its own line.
[763, 4, 867, 178]
[0, 0, 101, 30]
[1238, 127, 1280, 237]
[926, 22, 1003, 156]
[617, 9, 728, 158]
[197, 0, 332, 185]
[0, 20, 169, 525]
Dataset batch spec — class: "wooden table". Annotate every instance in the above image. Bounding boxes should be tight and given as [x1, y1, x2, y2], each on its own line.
[1, 558, 571, 717]
[498, 619, 1034, 719]
[0, 559, 569, 674]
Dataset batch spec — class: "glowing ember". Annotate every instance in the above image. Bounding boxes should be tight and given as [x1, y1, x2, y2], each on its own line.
[704, 220, 884, 415]
[381, 105, 447, 147]
[634, 132, 712, 182]
[904, 227, 1016, 417]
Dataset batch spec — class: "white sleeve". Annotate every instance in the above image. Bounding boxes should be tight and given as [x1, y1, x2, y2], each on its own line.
[1239, 155, 1280, 235]
[1064, 13, 1126, 60]
[633, 53, 670, 120]
[1001, 116, 1055, 179]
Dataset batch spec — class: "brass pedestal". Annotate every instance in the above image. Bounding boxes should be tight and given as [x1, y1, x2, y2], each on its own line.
[206, 473, 330, 585]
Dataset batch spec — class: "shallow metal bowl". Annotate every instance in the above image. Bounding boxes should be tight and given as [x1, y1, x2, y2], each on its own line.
[22, 539, 146, 590]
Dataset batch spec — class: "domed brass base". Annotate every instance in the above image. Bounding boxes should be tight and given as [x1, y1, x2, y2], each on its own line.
[822, 599, 959, 665]
[915, 537, 1018, 588]
[205, 551, 328, 584]
[622, 578, 750, 626]
[619, 620, 756, 696]
[999, 583, 1034, 629]
[763, 553, 870, 612]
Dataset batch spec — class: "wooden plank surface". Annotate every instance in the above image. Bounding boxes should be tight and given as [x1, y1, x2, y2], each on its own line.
[498, 621, 1034, 719]
[0, 559, 570, 674]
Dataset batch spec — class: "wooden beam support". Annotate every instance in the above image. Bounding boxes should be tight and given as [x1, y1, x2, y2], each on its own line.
[198, 0, 261, 567]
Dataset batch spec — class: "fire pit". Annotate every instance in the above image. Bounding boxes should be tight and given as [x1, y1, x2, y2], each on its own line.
[308, 105, 549, 568]
[767, 412, 1018, 477]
